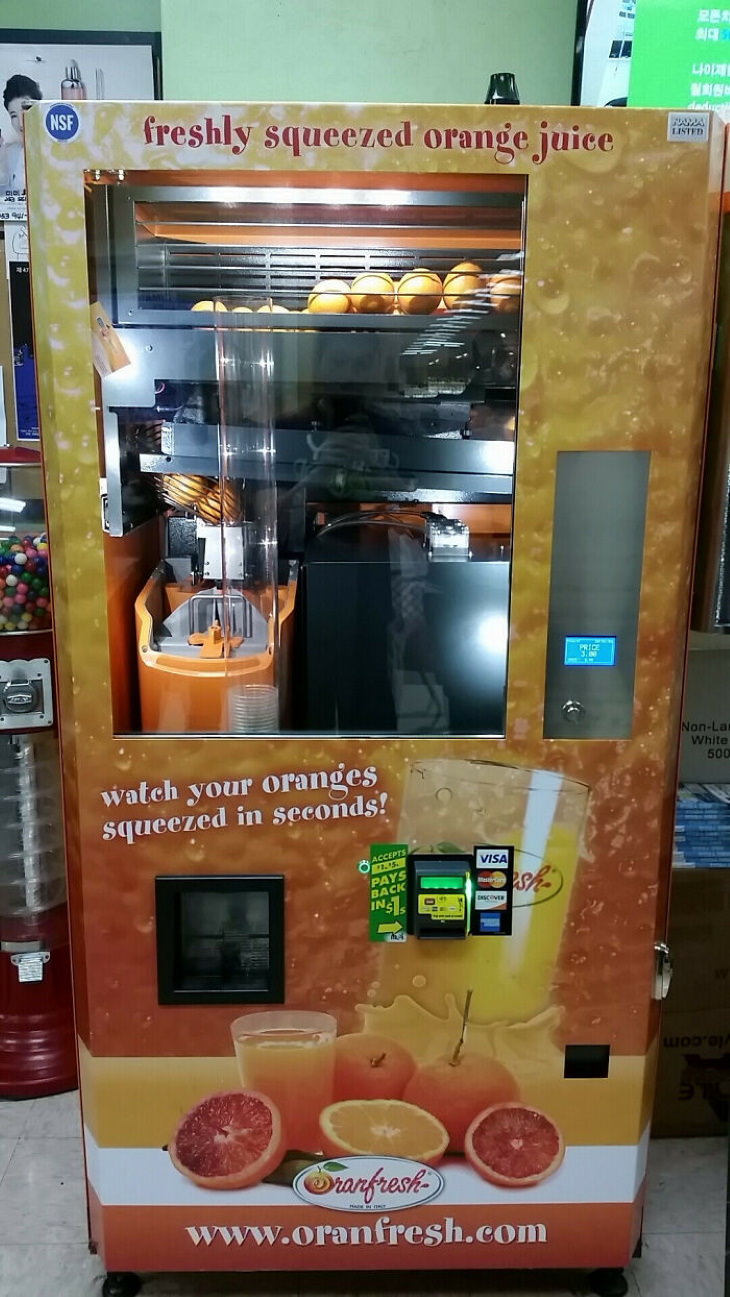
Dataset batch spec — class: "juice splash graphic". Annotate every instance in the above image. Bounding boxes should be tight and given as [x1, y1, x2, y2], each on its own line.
[231, 1011, 336, 1152]
[360, 760, 589, 1099]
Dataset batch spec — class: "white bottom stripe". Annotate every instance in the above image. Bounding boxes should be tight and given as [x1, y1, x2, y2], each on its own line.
[84, 1126, 650, 1210]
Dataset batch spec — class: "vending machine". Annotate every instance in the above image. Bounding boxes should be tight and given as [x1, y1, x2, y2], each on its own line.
[25, 101, 722, 1297]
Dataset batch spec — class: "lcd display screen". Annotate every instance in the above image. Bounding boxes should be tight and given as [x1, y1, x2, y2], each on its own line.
[564, 635, 617, 666]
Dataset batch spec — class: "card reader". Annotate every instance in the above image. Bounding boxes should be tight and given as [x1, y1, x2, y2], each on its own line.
[408, 854, 473, 939]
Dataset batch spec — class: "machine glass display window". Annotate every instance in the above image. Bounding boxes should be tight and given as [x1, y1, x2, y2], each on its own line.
[179, 890, 269, 991]
[155, 875, 285, 1005]
[87, 173, 526, 738]
[0, 459, 50, 640]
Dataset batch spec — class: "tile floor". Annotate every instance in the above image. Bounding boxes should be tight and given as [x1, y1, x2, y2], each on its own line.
[0, 1090, 725, 1297]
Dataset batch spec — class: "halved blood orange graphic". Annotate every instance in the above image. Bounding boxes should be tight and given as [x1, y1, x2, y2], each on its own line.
[169, 1090, 284, 1190]
[465, 1102, 565, 1188]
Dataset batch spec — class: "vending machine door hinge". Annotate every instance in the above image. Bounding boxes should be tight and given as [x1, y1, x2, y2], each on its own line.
[653, 942, 673, 1000]
[99, 478, 110, 533]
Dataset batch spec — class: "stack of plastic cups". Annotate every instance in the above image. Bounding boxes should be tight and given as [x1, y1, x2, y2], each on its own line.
[229, 684, 280, 734]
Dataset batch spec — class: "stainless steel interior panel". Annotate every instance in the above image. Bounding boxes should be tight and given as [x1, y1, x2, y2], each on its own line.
[543, 450, 650, 740]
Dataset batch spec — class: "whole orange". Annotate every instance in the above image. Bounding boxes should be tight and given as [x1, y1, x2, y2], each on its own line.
[396, 270, 443, 315]
[443, 261, 483, 309]
[403, 1053, 519, 1153]
[333, 1033, 416, 1101]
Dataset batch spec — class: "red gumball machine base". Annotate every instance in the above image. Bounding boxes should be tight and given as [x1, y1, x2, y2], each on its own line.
[0, 449, 76, 1097]
[0, 903, 77, 1098]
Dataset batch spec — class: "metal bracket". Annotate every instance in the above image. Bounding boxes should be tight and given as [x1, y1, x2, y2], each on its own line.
[10, 951, 50, 983]
[0, 659, 53, 729]
[425, 514, 470, 561]
[653, 942, 673, 1000]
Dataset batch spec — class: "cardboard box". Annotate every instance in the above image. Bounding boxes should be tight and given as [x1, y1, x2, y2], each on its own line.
[674, 783, 730, 867]
[680, 634, 730, 781]
[653, 868, 730, 1136]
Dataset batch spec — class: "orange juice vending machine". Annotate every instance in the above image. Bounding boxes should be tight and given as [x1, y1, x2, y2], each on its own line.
[26, 102, 721, 1296]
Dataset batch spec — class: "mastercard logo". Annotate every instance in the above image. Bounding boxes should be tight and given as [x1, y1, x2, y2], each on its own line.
[479, 870, 507, 889]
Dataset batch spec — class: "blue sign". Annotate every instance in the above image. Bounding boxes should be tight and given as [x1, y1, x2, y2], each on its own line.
[564, 636, 617, 667]
[45, 105, 80, 142]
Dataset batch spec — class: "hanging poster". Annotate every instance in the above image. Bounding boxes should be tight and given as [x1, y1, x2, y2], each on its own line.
[0, 30, 160, 222]
[4, 223, 36, 441]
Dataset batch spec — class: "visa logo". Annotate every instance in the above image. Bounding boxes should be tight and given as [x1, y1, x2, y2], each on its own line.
[476, 848, 510, 867]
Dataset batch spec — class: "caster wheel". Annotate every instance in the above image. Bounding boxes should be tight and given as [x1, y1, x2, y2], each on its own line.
[102, 1274, 142, 1297]
[587, 1269, 629, 1297]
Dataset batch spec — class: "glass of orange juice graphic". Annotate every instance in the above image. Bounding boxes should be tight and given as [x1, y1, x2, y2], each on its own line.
[376, 759, 589, 1025]
[231, 1010, 336, 1151]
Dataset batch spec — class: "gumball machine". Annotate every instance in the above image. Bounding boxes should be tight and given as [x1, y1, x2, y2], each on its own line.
[0, 445, 76, 1098]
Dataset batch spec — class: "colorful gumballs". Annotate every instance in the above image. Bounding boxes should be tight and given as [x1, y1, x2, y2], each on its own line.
[0, 533, 51, 632]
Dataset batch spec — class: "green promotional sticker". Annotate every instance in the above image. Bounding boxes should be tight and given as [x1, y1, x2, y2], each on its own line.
[369, 843, 408, 942]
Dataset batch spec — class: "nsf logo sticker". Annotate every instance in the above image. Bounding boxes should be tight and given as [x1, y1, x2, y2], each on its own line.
[45, 104, 80, 142]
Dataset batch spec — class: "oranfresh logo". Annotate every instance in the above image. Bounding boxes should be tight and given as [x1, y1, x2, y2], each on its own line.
[293, 1156, 445, 1213]
[513, 861, 563, 907]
